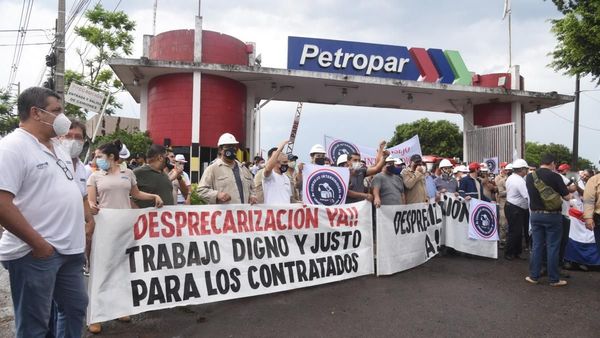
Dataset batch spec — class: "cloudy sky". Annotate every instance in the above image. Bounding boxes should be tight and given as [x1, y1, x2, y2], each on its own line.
[1, 0, 599, 164]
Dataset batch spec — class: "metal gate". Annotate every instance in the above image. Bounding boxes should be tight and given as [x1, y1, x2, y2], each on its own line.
[465, 123, 515, 164]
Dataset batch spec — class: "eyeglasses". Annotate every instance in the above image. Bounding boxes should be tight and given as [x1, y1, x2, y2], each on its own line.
[56, 159, 74, 180]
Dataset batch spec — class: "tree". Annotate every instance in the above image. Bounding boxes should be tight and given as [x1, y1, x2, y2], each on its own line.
[65, 4, 135, 119]
[524, 141, 593, 168]
[548, 1, 600, 82]
[388, 118, 463, 158]
[92, 128, 152, 159]
[0, 89, 18, 136]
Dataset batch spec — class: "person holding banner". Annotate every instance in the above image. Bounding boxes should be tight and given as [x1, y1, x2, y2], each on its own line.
[434, 159, 458, 194]
[459, 162, 490, 202]
[263, 140, 293, 205]
[583, 170, 600, 254]
[504, 159, 530, 261]
[0, 87, 88, 337]
[372, 157, 405, 207]
[198, 133, 257, 204]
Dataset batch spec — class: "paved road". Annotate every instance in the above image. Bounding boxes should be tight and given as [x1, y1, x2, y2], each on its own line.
[2, 251, 600, 338]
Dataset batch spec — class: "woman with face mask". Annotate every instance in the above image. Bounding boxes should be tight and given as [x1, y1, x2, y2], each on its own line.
[86, 139, 162, 334]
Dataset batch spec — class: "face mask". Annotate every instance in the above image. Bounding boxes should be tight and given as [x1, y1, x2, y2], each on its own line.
[62, 139, 84, 158]
[224, 148, 236, 160]
[314, 157, 325, 165]
[96, 158, 110, 171]
[39, 108, 71, 137]
[387, 165, 401, 175]
[165, 157, 175, 170]
[288, 161, 296, 169]
[352, 162, 362, 170]
[280, 164, 289, 173]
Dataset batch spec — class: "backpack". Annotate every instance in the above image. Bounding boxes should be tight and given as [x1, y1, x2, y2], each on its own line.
[532, 171, 562, 210]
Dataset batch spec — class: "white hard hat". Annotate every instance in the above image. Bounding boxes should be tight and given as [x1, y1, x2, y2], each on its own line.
[439, 159, 453, 168]
[459, 165, 470, 173]
[119, 144, 130, 159]
[452, 166, 460, 174]
[175, 154, 187, 163]
[394, 158, 405, 165]
[336, 154, 349, 166]
[479, 162, 489, 172]
[309, 144, 326, 155]
[505, 163, 513, 170]
[217, 133, 239, 146]
[512, 159, 529, 169]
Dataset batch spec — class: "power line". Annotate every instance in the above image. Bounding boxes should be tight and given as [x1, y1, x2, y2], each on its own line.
[7, 0, 35, 89]
[546, 108, 600, 132]
[0, 28, 52, 33]
[0, 42, 52, 47]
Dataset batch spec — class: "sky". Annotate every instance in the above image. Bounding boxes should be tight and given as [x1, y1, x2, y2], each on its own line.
[1, 0, 599, 164]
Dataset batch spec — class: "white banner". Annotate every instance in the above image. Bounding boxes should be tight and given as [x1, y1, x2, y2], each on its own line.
[87, 202, 373, 324]
[377, 194, 498, 275]
[468, 199, 499, 241]
[483, 157, 499, 174]
[326, 135, 422, 166]
[442, 194, 498, 259]
[65, 82, 106, 113]
[302, 164, 350, 205]
[376, 202, 444, 275]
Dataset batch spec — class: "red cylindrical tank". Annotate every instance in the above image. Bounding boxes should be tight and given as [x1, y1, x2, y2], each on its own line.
[146, 30, 249, 147]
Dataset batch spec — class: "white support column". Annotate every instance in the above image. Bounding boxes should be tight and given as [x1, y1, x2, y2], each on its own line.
[139, 82, 148, 131]
[245, 90, 256, 156]
[510, 65, 523, 159]
[190, 13, 203, 182]
[462, 103, 474, 163]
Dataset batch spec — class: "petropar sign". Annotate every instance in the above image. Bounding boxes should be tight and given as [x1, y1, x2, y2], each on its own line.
[287, 36, 472, 85]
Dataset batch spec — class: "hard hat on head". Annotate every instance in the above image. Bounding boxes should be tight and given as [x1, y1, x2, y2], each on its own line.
[309, 144, 326, 155]
[336, 154, 349, 166]
[384, 156, 396, 163]
[119, 144, 130, 159]
[460, 165, 470, 173]
[217, 133, 239, 146]
[394, 158, 405, 165]
[512, 159, 529, 169]
[500, 161, 508, 168]
[468, 162, 480, 171]
[439, 159, 453, 168]
[479, 162, 489, 172]
[505, 163, 513, 170]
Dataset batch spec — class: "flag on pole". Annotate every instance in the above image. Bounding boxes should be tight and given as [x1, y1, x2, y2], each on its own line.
[502, 0, 511, 20]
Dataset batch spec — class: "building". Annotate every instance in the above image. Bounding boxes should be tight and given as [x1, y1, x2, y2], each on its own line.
[86, 114, 140, 139]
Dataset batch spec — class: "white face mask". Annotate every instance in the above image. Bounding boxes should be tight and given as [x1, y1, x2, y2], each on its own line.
[39, 108, 71, 137]
[61, 139, 84, 158]
[352, 162, 362, 170]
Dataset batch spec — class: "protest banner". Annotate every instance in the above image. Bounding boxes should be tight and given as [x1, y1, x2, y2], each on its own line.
[377, 194, 497, 275]
[565, 208, 600, 266]
[87, 202, 373, 323]
[325, 135, 422, 166]
[376, 202, 444, 275]
[302, 164, 350, 205]
[468, 199, 499, 241]
[442, 194, 498, 259]
[483, 157, 499, 174]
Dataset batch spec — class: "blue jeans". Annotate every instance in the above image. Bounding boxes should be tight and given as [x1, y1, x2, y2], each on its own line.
[529, 212, 563, 283]
[2, 251, 88, 338]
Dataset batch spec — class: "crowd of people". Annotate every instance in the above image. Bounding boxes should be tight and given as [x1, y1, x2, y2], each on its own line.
[1, 87, 600, 337]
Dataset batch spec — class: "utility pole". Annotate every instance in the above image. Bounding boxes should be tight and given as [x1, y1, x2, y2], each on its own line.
[571, 74, 580, 169]
[55, 0, 66, 104]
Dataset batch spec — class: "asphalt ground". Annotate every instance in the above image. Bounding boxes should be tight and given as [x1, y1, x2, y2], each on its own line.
[2, 249, 600, 338]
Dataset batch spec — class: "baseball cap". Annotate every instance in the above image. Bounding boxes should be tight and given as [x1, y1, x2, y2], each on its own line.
[468, 162, 480, 171]
[500, 161, 508, 168]
[288, 154, 298, 161]
[174, 154, 187, 163]
[558, 163, 571, 172]
[410, 154, 423, 163]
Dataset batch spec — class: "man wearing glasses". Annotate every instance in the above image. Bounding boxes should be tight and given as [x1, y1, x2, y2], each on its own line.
[0, 87, 88, 337]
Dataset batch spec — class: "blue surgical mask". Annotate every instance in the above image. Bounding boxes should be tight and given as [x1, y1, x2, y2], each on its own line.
[96, 158, 110, 171]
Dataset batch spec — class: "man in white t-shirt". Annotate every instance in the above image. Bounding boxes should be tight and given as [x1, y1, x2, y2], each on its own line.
[0, 87, 88, 337]
[263, 140, 292, 205]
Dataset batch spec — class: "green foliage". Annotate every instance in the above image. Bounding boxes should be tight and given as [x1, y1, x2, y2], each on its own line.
[92, 128, 152, 159]
[388, 118, 463, 158]
[65, 4, 135, 118]
[548, 1, 600, 82]
[0, 89, 18, 136]
[524, 141, 593, 169]
[189, 183, 207, 205]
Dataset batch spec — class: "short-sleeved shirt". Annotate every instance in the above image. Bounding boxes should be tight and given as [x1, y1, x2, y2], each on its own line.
[72, 158, 91, 197]
[526, 168, 569, 211]
[0, 129, 85, 260]
[506, 174, 529, 210]
[172, 171, 191, 204]
[346, 167, 367, 203]
[87, 169, 137, 209]
[263, 171, 292, 205]
[372, 172, 404, 205]
[434, 175, 458, 193]
[133, 165, 175, 207]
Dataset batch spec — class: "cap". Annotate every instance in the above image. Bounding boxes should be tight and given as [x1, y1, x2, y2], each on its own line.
[439, 159, 453, 168]
[512, 159, 529, 169]
[558, 163, 571, 172]
[309, 144, 326, 155]
[288, 154, 298, 161]
[500, 161, 508, 168]
[119, 144, 130, 159]
[174, 154, 187, 163]
[410, 154, 423, 163]
[336, 154, 349, 166]
[468, 162, 480, 171]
